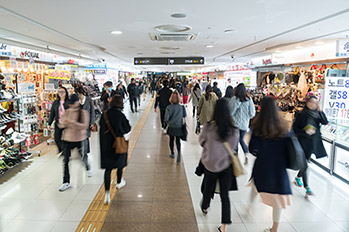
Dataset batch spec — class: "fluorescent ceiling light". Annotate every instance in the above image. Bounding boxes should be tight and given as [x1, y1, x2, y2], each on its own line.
[295, 46, 303, 49]
[224, 29, 235, 33]
[111, 31, 123, 35]
[171, 13, 186, 18]
[315, 41, 324, 45]
[206, 45, 214, 48]
[275, 50, 282, 53]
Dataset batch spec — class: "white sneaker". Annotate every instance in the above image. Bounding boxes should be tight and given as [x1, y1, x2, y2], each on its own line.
[87, 169, 92, 178]
[104, 190, 110, 204]
[59, 183, 71, 192]
[264, 228, 272, 232]
[116, 178, 126, 189]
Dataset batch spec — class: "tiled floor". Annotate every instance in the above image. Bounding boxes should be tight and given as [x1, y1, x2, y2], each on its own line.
[0, 96, 348, 232]
[0, 96, 152, 232]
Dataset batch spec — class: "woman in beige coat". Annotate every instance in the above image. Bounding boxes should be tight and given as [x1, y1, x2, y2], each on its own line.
[197, 85, 218, 125]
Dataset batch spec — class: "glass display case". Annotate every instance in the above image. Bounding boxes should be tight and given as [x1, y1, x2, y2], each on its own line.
[317, 121, 349, 184]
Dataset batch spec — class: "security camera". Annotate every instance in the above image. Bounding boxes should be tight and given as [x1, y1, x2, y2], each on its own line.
[231, 55, 235, 59]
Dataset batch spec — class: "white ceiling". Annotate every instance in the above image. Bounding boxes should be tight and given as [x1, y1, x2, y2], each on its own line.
[0, 0, 348, 71]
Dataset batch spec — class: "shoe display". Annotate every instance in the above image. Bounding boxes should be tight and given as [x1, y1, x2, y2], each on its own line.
[116, 178, 126, 189]
[59, 183, 71, 192]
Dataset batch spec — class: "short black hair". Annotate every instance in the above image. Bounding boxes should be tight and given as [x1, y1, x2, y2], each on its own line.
[104, 81, 112, 87]
[213, 82, 218, 86]
[110, 95, 124, 109]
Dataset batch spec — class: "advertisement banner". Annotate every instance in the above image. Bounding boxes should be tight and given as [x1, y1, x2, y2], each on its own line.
[48, 69, 71, 80]
[323, 76, 349, 122]
[336, 40, 349, 57]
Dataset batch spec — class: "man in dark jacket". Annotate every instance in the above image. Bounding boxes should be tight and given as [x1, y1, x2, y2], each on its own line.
[127, 78, 137, 113]
[212, 81, 222, 98]
[100, 81, 116, 110]
[154, 79, 172, 132]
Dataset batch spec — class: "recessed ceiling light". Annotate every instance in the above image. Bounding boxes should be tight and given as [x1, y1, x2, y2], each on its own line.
[206, 45, 214, 48]
[155, 24, 191, 32]
[171, 13, 186, 18]
[111, 31, 123, 35]
[224, 29, 235, 33]
[160, 47, 181, 50]
[315, 41, 324, 45]
[295, 46, 303, 49]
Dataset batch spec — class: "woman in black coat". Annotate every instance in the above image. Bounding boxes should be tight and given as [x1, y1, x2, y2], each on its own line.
[48, 86, 69, 153]
[99, 95, 131, 204]
[248, 97, 291, 232]
[293, 94, 328, 195]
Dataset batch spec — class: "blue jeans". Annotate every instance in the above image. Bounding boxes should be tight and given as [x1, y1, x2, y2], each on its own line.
[235, 130, 248, 154]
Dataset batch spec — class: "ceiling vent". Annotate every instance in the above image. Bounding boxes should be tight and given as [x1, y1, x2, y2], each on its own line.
[149, 33, 197, 41]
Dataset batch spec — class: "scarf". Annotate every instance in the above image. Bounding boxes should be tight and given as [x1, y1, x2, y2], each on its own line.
[58, 100, 65, 122]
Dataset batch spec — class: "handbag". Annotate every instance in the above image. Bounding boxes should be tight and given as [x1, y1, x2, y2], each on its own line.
[91, 123, 98, 132]
[195, 119, 201, 135]
[103, 111, 129, 154]
[180, 106, 188, 141]
[223, 142, 245, 177]
[286, 133, 307, 170]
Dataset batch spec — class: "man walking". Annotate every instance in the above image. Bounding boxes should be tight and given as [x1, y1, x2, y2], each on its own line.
[154, 80, 172, 133]
[127, 78, 138, 113]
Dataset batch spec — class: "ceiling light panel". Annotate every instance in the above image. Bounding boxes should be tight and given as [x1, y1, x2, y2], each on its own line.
[155, 24, 191, 33]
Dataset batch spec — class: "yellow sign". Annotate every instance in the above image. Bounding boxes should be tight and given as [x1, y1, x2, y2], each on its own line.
[48, 69, 71, 80]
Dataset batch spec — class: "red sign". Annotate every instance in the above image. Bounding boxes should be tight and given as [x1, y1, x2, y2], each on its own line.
[262, 59, 272, 65]
[25, 136, 32, 147]
[33, 134, 39, 145]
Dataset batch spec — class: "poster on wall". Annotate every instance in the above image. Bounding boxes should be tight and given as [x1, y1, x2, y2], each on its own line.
[323, 76, 349, 123]
[224, 70, 257, 88]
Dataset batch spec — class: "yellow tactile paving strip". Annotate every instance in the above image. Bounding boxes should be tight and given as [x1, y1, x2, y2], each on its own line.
[76, 98, 154, 232]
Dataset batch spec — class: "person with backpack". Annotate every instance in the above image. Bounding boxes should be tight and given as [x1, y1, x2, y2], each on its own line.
[164, 91, 186, 164]
[127, 78, 138, 113]
[58, 94, 89, 192]
[189, 83, 202, 117]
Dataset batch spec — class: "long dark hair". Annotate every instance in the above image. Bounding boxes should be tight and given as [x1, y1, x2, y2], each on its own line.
[251, 96, 288, 139]
[57, 86, 69, 101]
[205, 85, 213, 100]
[75, 86, 87, 96]
[213, 99, 234, 141]
[193, 83, 201, 91]
[224, 86, 234, 98]
[234, 83, 249, 102]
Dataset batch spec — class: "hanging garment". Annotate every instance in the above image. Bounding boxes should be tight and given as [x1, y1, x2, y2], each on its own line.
[297, 72, 308, 98]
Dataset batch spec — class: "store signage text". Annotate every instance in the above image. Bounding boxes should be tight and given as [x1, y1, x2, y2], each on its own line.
[336, 40, 349, 57]
[324, 77, 349, 120]
[262, 59, 272, 65]
[134, 57, 204, 65]
[48, 69, 71, 80]
[20, 51, 40, 59]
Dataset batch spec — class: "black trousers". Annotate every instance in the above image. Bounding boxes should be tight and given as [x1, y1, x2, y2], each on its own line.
[104, 168, 123, 191]
[129, 96, 137, 112]
[62, 141, 89, 183]
[160, 108, 167, 129]
[54, 125, 64, 153]
[193, 106, 197, 116]
[169, 136, 181, 162]
[297, 159, 310, 187]
[202, 165, 233, 224]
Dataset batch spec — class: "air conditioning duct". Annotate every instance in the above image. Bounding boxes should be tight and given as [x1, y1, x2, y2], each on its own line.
[149, 33, 197, 41]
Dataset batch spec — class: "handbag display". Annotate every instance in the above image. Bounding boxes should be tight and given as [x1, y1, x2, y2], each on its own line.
[223, 142, 245, 177]
[103, 111, 129, 154]
[286, 134, 307, 170]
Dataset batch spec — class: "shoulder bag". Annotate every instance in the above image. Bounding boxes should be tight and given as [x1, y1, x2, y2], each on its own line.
[103, 111, 129, 154]
[287, 131, 307, 170]
[180, 106, 188, 141]
[223, 142, 245, 177]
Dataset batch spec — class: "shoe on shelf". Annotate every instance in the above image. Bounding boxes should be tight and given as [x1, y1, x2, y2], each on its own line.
[104, 190, 110, 205]
[59, 183, 71, 192]
[116, 178, 126, 189]
[87, 169, 92, 178]
[294, 177, 303, 187]
[305, 187, 314, 196]
[169, 153, 174, 159]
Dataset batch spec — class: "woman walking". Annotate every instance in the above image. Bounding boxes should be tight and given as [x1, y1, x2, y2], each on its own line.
[164, 91, 186, 164]
[48, 86, 69, 154]
[223, 86, 234, 100]
[229, 83, 255, 164]
[248, 96, 291, 232]
[189, 83, 202, 117]
[100, 95, 131, 204]
[199, 99, 239, 232]
[182, 82, 190, 105]
[197, 85, 218, 126]
[293, 93, 328, 196]
[76, 86, 96, 177]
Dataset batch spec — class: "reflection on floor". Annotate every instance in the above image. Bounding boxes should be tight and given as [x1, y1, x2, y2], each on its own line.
[0, 95, 348, 232]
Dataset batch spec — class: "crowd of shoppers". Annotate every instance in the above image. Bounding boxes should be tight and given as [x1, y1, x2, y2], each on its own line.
[47, 76, 329, 232]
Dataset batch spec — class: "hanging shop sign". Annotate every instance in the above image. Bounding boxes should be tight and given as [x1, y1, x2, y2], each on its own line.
[134, 57, 204, 65]
[85, 63, 107, 74]
[48, 69, 71, 80]
[323, 76, 349, 121]
[336, 40, 349, 57]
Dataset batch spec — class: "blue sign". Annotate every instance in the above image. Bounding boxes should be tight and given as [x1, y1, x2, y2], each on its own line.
[85, 63, 107, 69]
